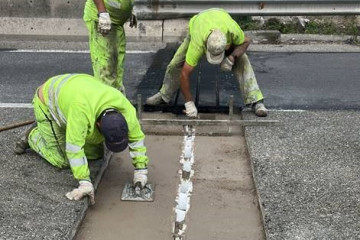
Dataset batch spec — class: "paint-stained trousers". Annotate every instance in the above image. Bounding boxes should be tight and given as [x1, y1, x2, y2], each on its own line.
[159, 34, 264, 104]
[28, 91, 103, 169]
[85, 21, 126, 93]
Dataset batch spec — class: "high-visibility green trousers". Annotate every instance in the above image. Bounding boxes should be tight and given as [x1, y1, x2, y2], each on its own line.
[28, 91, 104, 169]
[85, 21, 126, 92]
[159, 34, 264, 104]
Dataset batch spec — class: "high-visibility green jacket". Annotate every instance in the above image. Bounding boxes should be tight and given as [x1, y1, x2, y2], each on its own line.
[83, 0, 134, 25]
[42, 73, 149, 180]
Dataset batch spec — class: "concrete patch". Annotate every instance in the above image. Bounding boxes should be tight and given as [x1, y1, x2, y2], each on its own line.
[186, 136, 265, 240]
[76, 135, 182, 240]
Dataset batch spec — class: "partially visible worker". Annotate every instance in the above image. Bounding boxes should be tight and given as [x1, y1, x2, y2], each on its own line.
[83, 0, 137, 93]
[146, 8, 267, 117]
[14, 74, 149, 204]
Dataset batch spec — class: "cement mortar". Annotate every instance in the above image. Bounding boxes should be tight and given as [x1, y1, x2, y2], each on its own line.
[76, 134, 265, 240]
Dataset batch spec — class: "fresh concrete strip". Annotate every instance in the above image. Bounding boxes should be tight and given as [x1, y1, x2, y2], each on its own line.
[76, 135, 182, 240]
[76, 122, 265, 240]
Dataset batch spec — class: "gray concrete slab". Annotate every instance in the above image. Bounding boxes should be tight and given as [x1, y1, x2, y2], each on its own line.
[187, 136, 264, 240]
[76, 131, 265, 240]
[243, 110, 360, 239]
[76, 135, 182, 240]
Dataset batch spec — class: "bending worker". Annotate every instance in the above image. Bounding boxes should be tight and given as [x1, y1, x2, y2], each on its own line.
[83, 0, 137, 93]
[14, 73, 149, 204]
[146, 8, 267, 117]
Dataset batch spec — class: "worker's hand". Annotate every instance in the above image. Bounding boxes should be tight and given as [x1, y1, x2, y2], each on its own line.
[97, 12, 111, 35]
[220, 57, 234, 72]
[129, 13, 137, 28]
[133, 168, 148, 188]
[65, 180, 95, 205]
[184, 101, 198, 118]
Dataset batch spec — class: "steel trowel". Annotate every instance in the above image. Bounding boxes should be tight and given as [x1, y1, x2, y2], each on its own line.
[121, 182, 155, 202]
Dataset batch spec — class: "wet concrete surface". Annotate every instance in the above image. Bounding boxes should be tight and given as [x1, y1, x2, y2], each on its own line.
[76, 131, 265, 240]
[187, 136, 264, 240]
[76, 136, 182, 240]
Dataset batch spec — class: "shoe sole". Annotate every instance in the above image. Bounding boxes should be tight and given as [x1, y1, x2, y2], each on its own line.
[255, 110, 268, 117]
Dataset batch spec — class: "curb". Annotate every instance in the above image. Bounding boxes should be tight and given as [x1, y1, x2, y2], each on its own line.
[0, 18, 358, 51]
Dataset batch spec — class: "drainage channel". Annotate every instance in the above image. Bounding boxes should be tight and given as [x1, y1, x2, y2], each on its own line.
[75, 112, 267, 240]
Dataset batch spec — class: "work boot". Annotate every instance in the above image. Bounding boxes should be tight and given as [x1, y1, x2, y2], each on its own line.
[118, 85, 126, 96]
[252, 101, 268, 117]
[145, 92, 166, 105]
[14, 122, 37, 155]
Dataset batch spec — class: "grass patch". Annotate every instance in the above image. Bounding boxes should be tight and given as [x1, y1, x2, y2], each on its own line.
[236, 16, 360, 37]
[305, 21, 339, 34]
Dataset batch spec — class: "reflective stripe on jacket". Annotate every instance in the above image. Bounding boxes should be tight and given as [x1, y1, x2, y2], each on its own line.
[42, 73, 149, 180]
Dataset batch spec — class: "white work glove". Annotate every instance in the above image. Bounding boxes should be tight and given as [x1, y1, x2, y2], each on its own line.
[133, 168, 148, 188]
[184, 101, 198, 118]
[97, 12, 111, 35]
[220, 57, 234, 72]
[65, 180, 95, 205]
[129, 13, 137, 28]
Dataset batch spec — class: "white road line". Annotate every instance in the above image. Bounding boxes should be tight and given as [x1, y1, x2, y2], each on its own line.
[269, 109, 306, 112]
[0, 103, 33, 108]
[5, 49, 156, 54]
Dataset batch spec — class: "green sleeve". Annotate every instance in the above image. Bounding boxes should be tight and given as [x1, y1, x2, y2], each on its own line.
[116, 96, 149, 168]
[231, 24, 245, 45]
[185, 40, 204, 67]
[65, 103, 91, 181]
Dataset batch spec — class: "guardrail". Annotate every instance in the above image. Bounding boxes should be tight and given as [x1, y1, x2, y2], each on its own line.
[135, 0, 360, 19]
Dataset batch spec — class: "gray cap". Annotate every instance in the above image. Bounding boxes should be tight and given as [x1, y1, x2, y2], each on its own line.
[206, 29, 227, 64]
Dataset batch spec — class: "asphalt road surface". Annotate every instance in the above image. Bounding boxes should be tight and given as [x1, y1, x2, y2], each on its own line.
[1, 50, 360, 110]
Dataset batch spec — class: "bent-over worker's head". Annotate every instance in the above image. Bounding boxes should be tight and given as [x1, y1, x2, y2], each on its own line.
[99, 109, 128, 152]
[206, 29, 227, 65]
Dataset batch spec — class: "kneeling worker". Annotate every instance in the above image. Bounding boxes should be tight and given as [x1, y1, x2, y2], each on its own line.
[15, 73, 149, 204]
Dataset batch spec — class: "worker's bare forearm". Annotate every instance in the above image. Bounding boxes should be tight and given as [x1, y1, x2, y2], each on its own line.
[230, 36, 251, 59]
[93, 0, 107, 12]
[180, 63, 194, 102]
[180, 74, 192, 102]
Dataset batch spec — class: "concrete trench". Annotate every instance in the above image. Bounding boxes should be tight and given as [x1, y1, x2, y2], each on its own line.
[75, 113, 265, 240]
